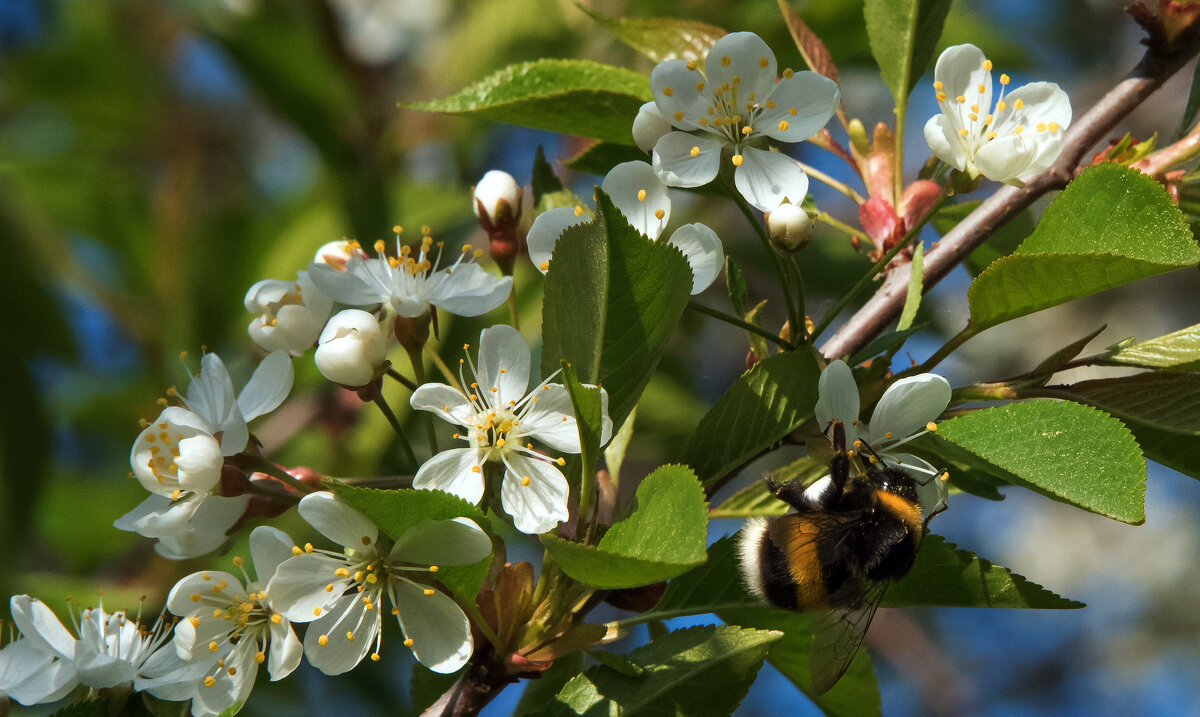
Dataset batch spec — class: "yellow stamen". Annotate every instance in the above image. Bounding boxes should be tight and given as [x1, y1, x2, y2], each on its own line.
[662, 87, 674, 97]
[689, 145, 700, 157]
[1000, 74, 1010, 85]
[731, 154, 743, 166]
[983, 60, 993, 71]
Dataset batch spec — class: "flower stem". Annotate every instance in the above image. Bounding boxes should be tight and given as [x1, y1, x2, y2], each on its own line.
[785, 254, 807, 341]
[731, 192, 801, 341]
[455, 595, 504, 653]
[426, 344, 462, 391]
[373, 396, 420, 471]
[250, 458, 317, 495]
[385, 367, 417, 391]
[815, 212, 870, 244]
[686, 301, 795, 350]
[506, 282, 521, 331]
[810, 192, 949, 343]
[796, 160, 864, 204]
[903, 323, 978, 376]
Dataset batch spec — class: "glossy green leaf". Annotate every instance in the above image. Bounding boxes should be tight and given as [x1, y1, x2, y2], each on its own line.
[327, 484, 491, 599]
[864, 0, 952, 104]
[931, 200, 1035, 276]
[540, 189, 693, 426]
[927, 400, 1146, 524]
[1029, 325, 1106, 377]
[847, 324, 925, 366]
[1043, 371, 1200, 435]
[678, 350, 821, 485]
[896, 241, 923, 331]
[407, 60, 650, 144]
[540, 465, 707, 588]
[564, 140, 650, 177]
[531, 145, 565, 206]
[968, 165, 1200, 329]
[545, 625, 778, 717]
[514, 653, 586, 716]
[578, 5, 726, 66]
[884, 535, 1083, 608]
[1126, 419, 1200, 480]
[1099, 323, 1200, 371]
[1178, 58, 1200, 138]
[561, 362, 605, 523]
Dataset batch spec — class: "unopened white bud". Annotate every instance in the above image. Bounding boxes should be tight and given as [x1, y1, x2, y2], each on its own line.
[315, 310, 389, 387]
[632, 101, 672, 153]
[473, 170, 522, 225]
[313, 240, 365, 270]
[766, 202, 815, 253]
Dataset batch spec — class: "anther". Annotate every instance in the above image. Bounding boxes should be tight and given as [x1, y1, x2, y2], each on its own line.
[573, 205, 583, 217]
[662, 87, 674, 97]
[689, 145, 700, 157]
[926, 422, 938, 432]
[637, 189, 646, 202]
[1000, 74, 1010, 85]
[673, 111, 684, 122]
[731, 154, 743, 167]
[758, 57, 769, 68]
[318, 634, 329, 646]
[1013, 99, 1024, 110]
[654, 209, 665, 220]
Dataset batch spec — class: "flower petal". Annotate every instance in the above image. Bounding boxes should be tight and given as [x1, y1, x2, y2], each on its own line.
[74, 637, 135, 689]
[10, 595, 75, 659]
[667, 223, 724, 294]
[266, 553, 349, 623]
[527, 206, 590, 273]
[652, 132, 722, 188]
[410, 383, 477, 428]
[758, 72, 839, 143]
[517, 383, 581, 453]
[733, 147, 809, 212]
[237, 350, 293, 422]
[185, 353, 249, 455]
[602, 161, 671, 239]
[886, 453, 948, 518]
[249, 525, 297, 585]
[134, 643, 211, 701]
[267, 619, 303, 681]
[425, 262, 512, 317]
[974, 134, 1040, 185]
[476, 324, 531, 408]
[632, 101, 673, 153]
[298, 491, 377, 550]
[705, 32, 777, 107]
[814, 359, 860, 445]
[307, 260, 384, 306]
[934, 44, 991, 112]
[866, 373, 951, 445]
[499, 453, 570, 534]
[923, 113, 967, 171]
[389, 517, 492, 567]
[648, 59, 710, 130]
[392, 579, 473, 674]
[1, 641, 78, 706]
[412, 447, 487, 504]
[151, 496, 249, 560]
[167, 571, 247, 617]
[302, 592, 377, 675]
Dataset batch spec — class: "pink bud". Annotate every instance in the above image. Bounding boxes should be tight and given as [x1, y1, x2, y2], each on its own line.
[899, 180, 943, 229]
[858, 197, 903, 252]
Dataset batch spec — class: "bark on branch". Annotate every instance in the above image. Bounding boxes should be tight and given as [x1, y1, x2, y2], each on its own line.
[819, 28, 1200, 361]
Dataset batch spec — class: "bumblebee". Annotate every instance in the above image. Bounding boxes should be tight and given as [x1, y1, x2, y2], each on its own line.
[737, 420, 945, 694]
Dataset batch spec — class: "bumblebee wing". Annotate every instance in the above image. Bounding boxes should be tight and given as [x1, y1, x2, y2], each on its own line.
[808, 580, 889, 695]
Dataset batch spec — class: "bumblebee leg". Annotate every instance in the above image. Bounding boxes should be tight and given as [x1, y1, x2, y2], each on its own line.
[766, 475, 810, 511]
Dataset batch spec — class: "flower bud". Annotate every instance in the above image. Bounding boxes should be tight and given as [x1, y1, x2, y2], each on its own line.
[846, 117, 870, 156]
[898, 179, 943, 229]
[315, 309, 389, 387]
[632, 101, 673, 153]
[313, 240, 366, 271]
[767, 202, 815, 253]
[858, 197, 904, 252]
[474, 170, 524, 274]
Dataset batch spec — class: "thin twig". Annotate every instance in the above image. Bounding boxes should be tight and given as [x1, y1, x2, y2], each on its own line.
[797, 160, 865, 204]
[687, 301, 795, 350]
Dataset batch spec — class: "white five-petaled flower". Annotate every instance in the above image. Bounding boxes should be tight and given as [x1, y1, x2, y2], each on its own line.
[115, 350, 294, 559]
[924, 43, 1071, 185]
[0, 594, 194, 706]
[410, 325, 613, 534]
[648, 31, 840, 212]
[245, 270, 334, 357]
[267, 492, 492, 675]
[164, 526, 303, 716]
[308, 232, 512, 320]
[526, 161, 724, 295]
[813, 360, 952, 516]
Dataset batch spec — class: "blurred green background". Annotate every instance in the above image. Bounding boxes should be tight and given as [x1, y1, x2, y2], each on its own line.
[2, 0, 1199, 715]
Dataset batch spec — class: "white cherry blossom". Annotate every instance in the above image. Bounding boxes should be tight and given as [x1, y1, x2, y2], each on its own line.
[410, 325, 613, 534]
[308, 232, 512, 320]
[527, 161, 724, 295]
[314, 309, 390, 387]
[245, 271, 334, 356]
[164, 526, 303, 716]
[813, 360, 952, 516]
[647, 31, 839, 211]
[924, 43, 1071, 185]
[267, 492, 492, 674]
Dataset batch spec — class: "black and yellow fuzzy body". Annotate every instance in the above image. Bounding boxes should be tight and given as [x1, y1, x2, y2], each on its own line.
[736, 421, 930, 694]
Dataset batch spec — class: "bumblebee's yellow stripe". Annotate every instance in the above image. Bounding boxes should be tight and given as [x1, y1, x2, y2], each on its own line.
[875, 491, 922, 531]
[771, 516, 828, 611]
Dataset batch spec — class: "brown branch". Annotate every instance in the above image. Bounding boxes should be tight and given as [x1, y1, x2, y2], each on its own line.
[818, 27, 1200, 361]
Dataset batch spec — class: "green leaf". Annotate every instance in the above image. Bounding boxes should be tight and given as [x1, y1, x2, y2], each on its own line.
[896, 241, 924, 331]
[514, 653, 586, 716]
[1178, 58, 1200, 138]
[863, 0, 952, 104]
[1044, 371, 1200, 435]
[1029, 325, 1106, 378]
[540, 465, 707, 588]
[709, 455, 827, 519]
[540, 189, 693, 427]
[778, 0, 840, 81]
[968, 164, 1200, 330]
[1126, 419, 1200, 480]
[561, 362, 605, 522]
[678, 350, 821, 485]
[1099, 323, 1200, 371]
[725, 255, 748, 317]
[603, 405, 636, 488]
[531, 145, 565, 207]
[406, 59, 651, 144]
[577, 5, 726, 66]
[545, 625, 778, 717]
[563, 140, 649, 177]
[884, 535, 1083, 608]
[927, 400, 1147, 524]
[932, 200, 1036, 276]
[327, 484, 492, 599]
[411, 664, 460, 714]
[847, 324, 925, 366]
